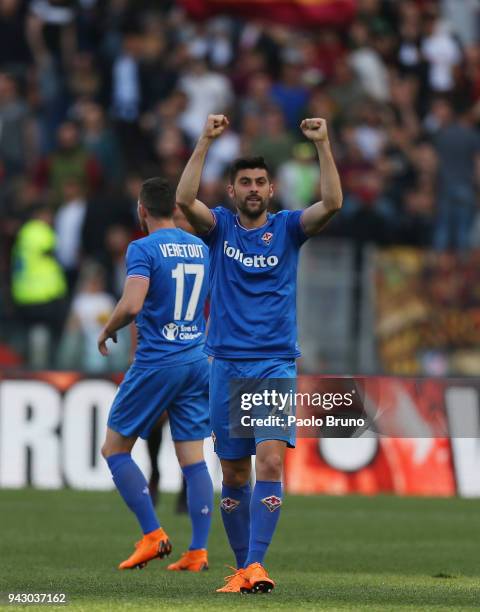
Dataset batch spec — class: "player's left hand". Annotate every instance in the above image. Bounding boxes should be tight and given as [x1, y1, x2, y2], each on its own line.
[98, 328, 117, 356]
[300, 118, 329, 143]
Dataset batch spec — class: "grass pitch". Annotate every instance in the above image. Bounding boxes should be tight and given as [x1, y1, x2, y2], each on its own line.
[1, 490, 479, 611]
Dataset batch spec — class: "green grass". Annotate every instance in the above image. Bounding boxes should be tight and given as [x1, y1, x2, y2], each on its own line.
[1, 490, 480, 610]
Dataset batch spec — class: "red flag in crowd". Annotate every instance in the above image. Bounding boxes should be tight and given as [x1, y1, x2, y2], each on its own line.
[179, 0, 356, 27]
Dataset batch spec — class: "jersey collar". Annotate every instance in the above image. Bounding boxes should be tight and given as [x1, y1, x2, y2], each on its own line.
[235, 213, 271, 231]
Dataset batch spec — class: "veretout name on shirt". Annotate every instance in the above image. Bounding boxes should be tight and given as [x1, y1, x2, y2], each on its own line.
[159, 243, 206, 258]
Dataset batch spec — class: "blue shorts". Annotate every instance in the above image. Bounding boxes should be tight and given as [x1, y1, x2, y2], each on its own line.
[108, 357, 210, 441]
[210, 357, 296, 460]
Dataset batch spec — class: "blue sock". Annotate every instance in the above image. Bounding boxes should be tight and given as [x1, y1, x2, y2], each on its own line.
[245, 480, 282, 566]
[182, 461, 214, 550]
[220, 482, 251, 568]
[106, 453, 160, 535]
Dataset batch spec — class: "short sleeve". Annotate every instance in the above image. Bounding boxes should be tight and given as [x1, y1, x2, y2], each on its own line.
[202, 206, 229, 246]
[126, 242, 151, 279]
[286, 210, 309, 248]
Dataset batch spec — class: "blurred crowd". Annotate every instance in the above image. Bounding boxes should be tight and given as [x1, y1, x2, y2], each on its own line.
[1, 0, 480, 369]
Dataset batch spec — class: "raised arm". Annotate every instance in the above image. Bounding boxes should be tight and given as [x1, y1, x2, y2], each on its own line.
[176, 114, 229, 234]
[299, 118, 343, 236]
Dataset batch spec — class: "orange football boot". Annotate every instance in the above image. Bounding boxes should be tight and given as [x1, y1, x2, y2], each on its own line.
[167, 549, 208, 571]
[118, 527, 172, 569]
[243, 562, 275, 593]
[216, 567, 252, 593]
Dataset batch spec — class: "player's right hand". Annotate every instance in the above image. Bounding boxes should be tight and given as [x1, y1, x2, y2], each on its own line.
[202, 114, 229, 140]
[98, 328, 117, 356]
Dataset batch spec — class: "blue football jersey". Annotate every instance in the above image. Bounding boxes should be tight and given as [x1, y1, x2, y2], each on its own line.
[126, 228, 209, 366]
[203, 207, 309, 358]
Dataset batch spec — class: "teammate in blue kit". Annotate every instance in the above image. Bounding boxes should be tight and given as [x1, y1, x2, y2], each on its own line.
[98, 177, 213, 572]
[176, 115, 343, 593]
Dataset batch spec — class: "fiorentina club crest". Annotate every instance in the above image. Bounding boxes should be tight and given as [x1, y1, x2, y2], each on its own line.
[221, 497, 240, 513]
[261, 495, 282, 512]
[261, 231, 273, 245]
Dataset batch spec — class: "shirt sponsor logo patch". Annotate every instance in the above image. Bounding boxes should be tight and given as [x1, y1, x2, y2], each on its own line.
[223, 240, 278, 268]
[162, 322, 179, 340]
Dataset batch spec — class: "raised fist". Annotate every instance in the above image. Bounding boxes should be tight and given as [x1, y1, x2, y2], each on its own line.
[300, 118, 328, 143]
[202, 114, 229, 140]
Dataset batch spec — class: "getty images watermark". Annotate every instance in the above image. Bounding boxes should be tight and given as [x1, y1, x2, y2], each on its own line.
[240, 388, 361, 426]
[229, 377, 480, 439]
[229, 378, 374, 440]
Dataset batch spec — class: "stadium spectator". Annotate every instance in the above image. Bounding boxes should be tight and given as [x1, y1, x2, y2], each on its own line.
[0, 72, 36, 178]
[270, 57, 310, 130]
[396, 185, 435, 246]
[428, 97, 480, 251]
[81, 173, 137, 262]
[25, 0, 77, 151]
[277, 142, 320, 210]
[250, 105, 296, 172]
[0, 0, 31, 76]
[99, 224, 130, 300]
[139, 15, 177, 109]
[110, 29, 144, 165]
[326, 57, 366, 123]
[33, 120, 101, 209]
[240, 71, 274, 119]
[79, 101, 124, 185]
[352, 101, 387, 162]
[26, 0, 77, 65]
[54, 178, 87, 292]
[396, 2, 426, 78]
[61, 261, 128, 372]
[11, 206, 67, 367]
[349, 20, 390, 103]
[68, 51, 101, 101]
[153, 125, 190, 185]
[178, 57, 233, 141]
[421, 11, 462, 93]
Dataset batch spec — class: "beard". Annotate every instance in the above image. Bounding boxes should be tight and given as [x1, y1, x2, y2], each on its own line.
[236, 194, 269, 219]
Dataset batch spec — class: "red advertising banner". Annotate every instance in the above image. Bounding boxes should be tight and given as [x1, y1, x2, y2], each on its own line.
[284, 376, 479, 497]
[285, 437, 455, 496]
[179, 0, 356, 27]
